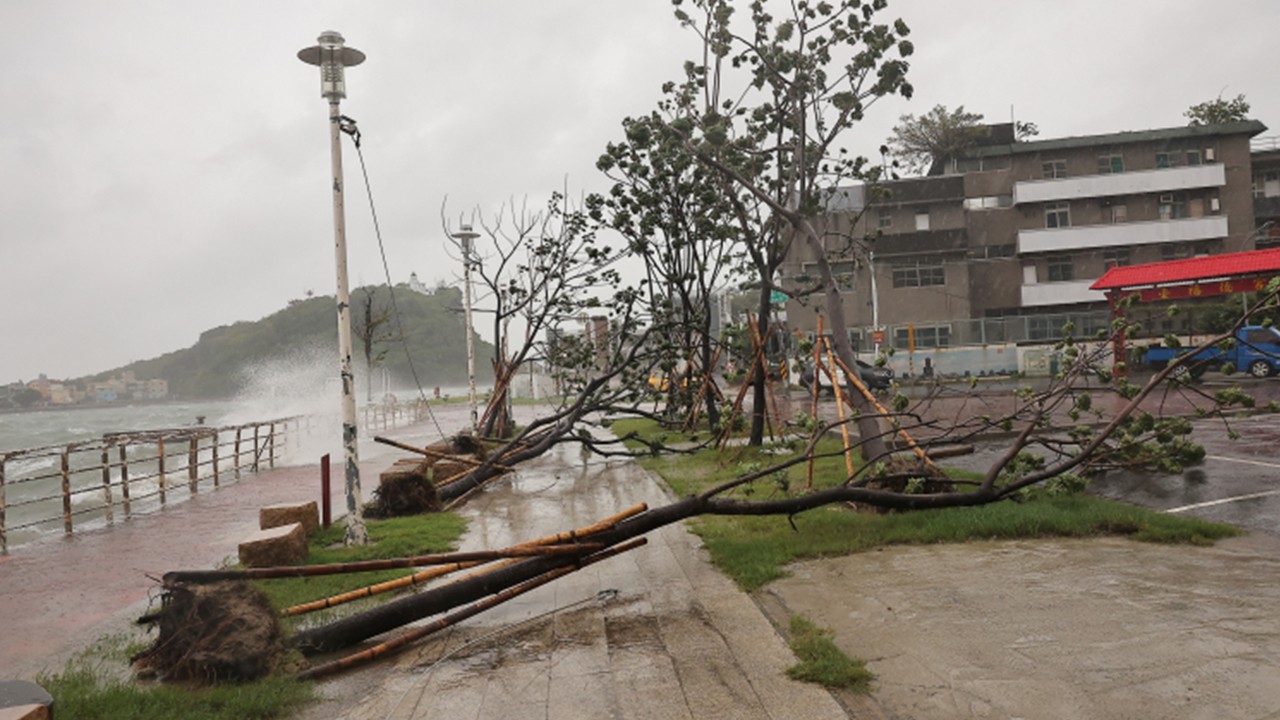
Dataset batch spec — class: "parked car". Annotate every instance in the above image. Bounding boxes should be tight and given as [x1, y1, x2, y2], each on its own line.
[799, 358, 894, 394]
[1141, 325, 1280, 379]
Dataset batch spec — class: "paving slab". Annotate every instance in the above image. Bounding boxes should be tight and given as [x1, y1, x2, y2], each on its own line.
[301, 443, 848, 720]
[767, 533, 1280, 720]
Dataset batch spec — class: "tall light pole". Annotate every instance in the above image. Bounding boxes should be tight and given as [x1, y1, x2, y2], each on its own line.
[451, 225, 480, 434]
[298, 31, 368, 546]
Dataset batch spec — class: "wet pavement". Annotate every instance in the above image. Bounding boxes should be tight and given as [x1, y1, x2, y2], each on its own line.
[0, 417, 455, 679]
[770, 533, 1280, 720]
[297, 442, 849, 720]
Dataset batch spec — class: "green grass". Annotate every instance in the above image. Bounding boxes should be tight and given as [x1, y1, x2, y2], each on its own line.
[785, 615, 873, 692]
[257, 513, 468, 615]
[610, 417, 1241, 591]
[38, 635, 313, 720]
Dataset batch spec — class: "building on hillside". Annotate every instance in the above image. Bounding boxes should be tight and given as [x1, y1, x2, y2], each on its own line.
[783, 119, 1268, 369]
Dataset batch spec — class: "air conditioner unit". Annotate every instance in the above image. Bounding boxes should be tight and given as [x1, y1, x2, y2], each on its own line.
[1210, 197, 1221, 212]
[1205, 148, 1216, 161]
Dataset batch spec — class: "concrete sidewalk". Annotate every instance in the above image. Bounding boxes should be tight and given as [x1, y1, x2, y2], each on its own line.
[298, 444, 849, 720]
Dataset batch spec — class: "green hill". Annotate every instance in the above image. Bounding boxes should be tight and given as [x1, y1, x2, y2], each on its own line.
[101, 284, 494, 399]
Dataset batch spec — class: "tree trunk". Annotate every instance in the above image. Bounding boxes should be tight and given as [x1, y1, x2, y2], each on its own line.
[749, 283, 771, 446]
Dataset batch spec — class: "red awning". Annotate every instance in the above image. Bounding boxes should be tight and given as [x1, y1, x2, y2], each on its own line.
[1090, 247, 1280, 291]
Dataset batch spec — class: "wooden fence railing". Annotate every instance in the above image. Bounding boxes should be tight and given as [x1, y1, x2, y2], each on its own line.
[0, 400, 440, 554]
[0, 417, 301, 554]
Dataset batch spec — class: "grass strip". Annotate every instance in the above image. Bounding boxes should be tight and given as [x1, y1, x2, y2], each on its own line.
[610, 417, 1241, 591]
[785, 615, 873, 692]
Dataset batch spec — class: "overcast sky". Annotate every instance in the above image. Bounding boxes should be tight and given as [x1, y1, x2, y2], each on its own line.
[3, 1, 1277, 383]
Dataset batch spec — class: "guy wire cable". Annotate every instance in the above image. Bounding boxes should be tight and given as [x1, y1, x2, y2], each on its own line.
[340, 116, 446, 441]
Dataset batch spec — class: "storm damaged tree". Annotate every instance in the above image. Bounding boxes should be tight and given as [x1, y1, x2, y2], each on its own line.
[593, 113, 744, 429]
[651, 0, 915, 452]
[885, 104, 1039, 176]
[443, 193, 637, 440]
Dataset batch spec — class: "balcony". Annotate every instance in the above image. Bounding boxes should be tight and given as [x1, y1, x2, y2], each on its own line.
[1021, 280, 1107, 307]
[1014, 163, 1225, 205]
[1018, 215, 1228, 255]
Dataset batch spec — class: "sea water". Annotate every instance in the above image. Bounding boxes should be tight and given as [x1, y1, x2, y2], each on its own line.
[0, 401, 239, 454]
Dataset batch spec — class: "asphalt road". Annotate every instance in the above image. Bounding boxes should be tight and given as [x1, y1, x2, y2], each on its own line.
[1091, 412, 1280, 536]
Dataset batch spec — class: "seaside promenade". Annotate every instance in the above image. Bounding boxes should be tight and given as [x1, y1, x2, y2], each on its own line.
[0, 416, 449, 679]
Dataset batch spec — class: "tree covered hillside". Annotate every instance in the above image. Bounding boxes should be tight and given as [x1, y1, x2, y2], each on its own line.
[99, 284, 494, 399]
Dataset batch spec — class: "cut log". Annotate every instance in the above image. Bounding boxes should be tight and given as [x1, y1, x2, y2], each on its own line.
[238, 523, 307, 568]
[259, 501, 319, 535]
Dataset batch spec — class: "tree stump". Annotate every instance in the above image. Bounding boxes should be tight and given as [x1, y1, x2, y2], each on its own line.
[238, 523, 308, 567]
[259, 501, 319, 535]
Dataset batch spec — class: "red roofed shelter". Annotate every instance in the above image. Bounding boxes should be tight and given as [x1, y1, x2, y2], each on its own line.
[1090, 247, 1280, 373]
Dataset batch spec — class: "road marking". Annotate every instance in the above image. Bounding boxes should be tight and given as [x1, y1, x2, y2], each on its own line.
[1205, 455, 1280, 469]
[1166, 490, 1280, 514]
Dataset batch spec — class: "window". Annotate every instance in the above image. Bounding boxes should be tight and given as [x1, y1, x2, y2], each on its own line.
[1103, 249, 1130, 269]
[1042, 160, 1067, 179]
[967, 244, 1016, 260]
[1047, 255, 1074, 282]
[915, 210, 930, 231]
[1109, 204, 1128, 223]
[1097, 154, 1124, 174]
[1155, 152, 1172, 169]
[1186, 149, 1202, 166]
[893, 325, 951, 350]
[802, 261, 856, 289]
[1045, 201, 1070, 228]
[877, 208, 892, 229]
[964, 195, 1013, 210]
[892, 260, 945, 288]
[1161, 241, 1212, 261]
[1158, 193, 1188, 220]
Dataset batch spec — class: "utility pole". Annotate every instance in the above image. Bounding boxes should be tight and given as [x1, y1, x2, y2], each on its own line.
[298, 31, 368, 546]
[451, 225, 481, 434]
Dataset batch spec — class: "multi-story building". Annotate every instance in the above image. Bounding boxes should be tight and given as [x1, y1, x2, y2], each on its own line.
[783, 119, 1268, 369]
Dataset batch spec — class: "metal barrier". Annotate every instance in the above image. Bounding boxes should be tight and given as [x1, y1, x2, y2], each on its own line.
[0, 417, 301, 554]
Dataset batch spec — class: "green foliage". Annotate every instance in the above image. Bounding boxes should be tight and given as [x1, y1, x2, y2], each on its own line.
[886, 104, 989, 175]
[785, 615, 873, 692]
[1185, 93, 1250, 126]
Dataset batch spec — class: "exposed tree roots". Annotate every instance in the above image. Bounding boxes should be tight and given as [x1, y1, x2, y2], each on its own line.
[133, 581, 284, 683]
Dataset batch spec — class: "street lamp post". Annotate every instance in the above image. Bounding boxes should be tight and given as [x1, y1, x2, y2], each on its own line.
[451, 225, 481, 434]
[298, 31, 368, 546]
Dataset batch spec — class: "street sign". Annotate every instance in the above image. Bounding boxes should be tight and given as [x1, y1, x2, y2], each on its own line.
[770, 290, 787, 305]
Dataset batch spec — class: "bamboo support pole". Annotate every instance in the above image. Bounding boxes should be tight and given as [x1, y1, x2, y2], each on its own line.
[60, 448, 72, 535]
[282, 503, 649, 616]
[163, 543, 605, 585]
[297, 537, 648, 680]
[822, 337, 856, 479]
[747, 315, 778, 441]
[100, 446, 114, 526]
[118, 445, 131, 517]
[828, 354, 935, 468]
[372, 436, 503, 470]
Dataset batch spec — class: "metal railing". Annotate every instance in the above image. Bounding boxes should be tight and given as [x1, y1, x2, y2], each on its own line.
[0, 417, 302, 553]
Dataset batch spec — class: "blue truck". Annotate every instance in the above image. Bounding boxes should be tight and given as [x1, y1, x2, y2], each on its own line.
[1142, 325, 1280, 379]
